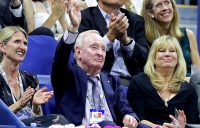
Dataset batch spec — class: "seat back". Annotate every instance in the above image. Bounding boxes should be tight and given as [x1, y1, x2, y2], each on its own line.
[37, 75, 58, 115]
[20, 35, 58, 115]
[0, 99, 25, 127]
[20, 35, 58, 75]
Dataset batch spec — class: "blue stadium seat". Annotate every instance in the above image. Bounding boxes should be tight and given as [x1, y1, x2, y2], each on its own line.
[20, 35, 58, 75]
[38, 75, 58, 115]
[0, 99, 26, 127]
[20, 35, 58, 115]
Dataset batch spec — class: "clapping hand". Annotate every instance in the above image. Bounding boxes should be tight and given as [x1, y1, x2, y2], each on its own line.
[162, 110, 186, 128]
[51, 0, 68, 19]
[107, 13, 129, 43]
[18, 86, 35, 108]
[32, 87, 54, 105]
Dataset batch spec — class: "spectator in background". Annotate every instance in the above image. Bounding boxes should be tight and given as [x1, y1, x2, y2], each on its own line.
[190, 72, 200, 118]
[190, 0, 197, 5]
[23, 0, 75, 40]
[175, 0, 197, 5]
[124, 0, 137, 13]
[132, 0, 143, 14]
[0, 26, 69, 127]
[141, 0, 200, 76]
[124, 0, 143, 14]
[79, 0, 149, 85]
[84, 0, 97, 7]
[82, 0, 139, 14]
[0, 0, 26, 30]
[127, 35, 199, 127]
[77, 0, 88, 10]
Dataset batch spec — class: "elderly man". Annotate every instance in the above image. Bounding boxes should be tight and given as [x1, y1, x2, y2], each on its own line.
[51, 1, 147, 128]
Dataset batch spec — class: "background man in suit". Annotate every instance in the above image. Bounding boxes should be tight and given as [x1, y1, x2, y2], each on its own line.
[51, 1, 146, 127]
[78, 0, 149, 84]
[0, 0, 26, 30]
[190, 72, 200, 118]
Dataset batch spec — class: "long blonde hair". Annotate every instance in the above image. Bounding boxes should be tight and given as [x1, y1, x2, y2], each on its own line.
[141, 0, 183, 44]
[144, 35, 186, 93]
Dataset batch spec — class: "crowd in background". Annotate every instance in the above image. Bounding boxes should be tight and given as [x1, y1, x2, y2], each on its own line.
[0, 0, 199, 128]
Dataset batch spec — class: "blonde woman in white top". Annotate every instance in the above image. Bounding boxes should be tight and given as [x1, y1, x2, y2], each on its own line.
[23, 0, 72, 39]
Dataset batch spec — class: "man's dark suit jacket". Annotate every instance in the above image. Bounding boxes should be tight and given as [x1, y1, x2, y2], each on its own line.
[78, 6, 149, 76]
[51, 37, 138, 126]
[190, 72, 200, 118]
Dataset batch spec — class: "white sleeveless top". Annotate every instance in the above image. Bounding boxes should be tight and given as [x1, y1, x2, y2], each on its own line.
[32, 1, 65, 34]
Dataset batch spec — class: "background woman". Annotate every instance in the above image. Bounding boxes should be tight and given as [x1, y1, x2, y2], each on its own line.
[23, 0, 71, 39]
[127, 35, 199, 128]
[141, 0, 200, 76]
[0, 26, 68, 127]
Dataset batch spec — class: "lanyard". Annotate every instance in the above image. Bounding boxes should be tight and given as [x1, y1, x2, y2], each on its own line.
[87, 80, 104, 110]
[0, 65, 24, 103]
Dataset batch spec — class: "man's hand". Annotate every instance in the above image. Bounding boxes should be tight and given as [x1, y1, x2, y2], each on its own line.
[107, 13, 129, 42]
[123, 114, 138, 128]
[119, 31, 132, 45]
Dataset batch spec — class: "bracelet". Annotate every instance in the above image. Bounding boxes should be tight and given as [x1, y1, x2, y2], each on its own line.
[18, 100, 24, 109]
[10, 2, 21, 9]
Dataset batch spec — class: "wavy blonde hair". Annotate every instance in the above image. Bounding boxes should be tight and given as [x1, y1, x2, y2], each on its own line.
[141, 0, 183, 44]
[144, 35, 186, 93]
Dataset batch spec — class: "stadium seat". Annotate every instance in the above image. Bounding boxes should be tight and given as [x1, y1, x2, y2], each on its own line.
[20, 35, 58, 75]
[0, 99, 26, 127]
[20, 35, 58, 115]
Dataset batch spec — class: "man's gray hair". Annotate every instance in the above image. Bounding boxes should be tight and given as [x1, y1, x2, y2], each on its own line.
[74, 30, 100, 48]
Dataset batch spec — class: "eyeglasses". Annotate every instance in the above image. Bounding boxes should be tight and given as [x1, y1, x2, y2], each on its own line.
[152, 0, 172, 10]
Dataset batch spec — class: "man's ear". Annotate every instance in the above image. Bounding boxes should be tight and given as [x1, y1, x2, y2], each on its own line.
[74, 46, 81, 59]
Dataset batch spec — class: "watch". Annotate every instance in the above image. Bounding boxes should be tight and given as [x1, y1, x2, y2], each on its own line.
[123, 37, 133, 46]
[10, 2, 21, 9]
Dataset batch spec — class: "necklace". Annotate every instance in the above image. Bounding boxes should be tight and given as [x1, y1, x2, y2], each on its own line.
[158, 91, 171, 107]
[0, 65, 24, 103]
[8, 76, 21, 100]
[42, 1, 51, 14]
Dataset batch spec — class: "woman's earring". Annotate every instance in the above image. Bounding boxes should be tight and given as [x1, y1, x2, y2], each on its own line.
[151, 15, 155, 19]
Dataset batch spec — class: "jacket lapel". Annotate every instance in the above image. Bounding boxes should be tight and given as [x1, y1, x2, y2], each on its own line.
[99, 72, 116, 119]
[93, 7, 108, 36]
[76, 66, 88, 105]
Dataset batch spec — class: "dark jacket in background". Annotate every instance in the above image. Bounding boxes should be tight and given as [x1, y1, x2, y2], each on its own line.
[0, 0, 26, 30]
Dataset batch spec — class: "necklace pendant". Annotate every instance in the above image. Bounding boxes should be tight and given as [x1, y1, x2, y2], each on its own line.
[165, 102, 168, 107]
